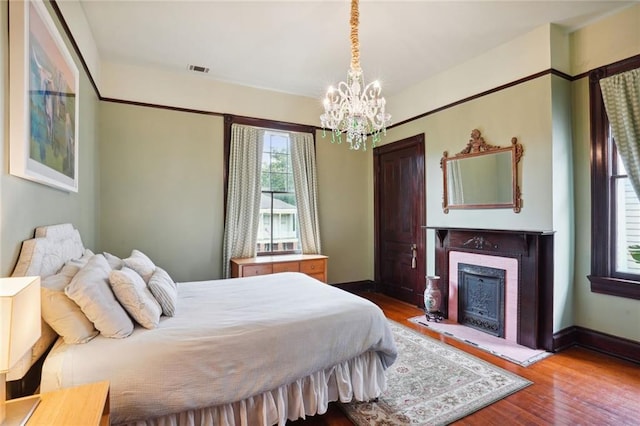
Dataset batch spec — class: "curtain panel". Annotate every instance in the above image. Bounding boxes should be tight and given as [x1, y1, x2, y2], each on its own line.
[600, 68, 640, 199]
[291, 132, 322, 254]
[222, 124, 264, 278]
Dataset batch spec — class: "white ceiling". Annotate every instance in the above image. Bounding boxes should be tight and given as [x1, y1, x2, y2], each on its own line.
[76, 0, 636, 99]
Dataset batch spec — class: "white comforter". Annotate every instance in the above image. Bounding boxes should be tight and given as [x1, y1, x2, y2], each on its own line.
[41, 272, 397, 424]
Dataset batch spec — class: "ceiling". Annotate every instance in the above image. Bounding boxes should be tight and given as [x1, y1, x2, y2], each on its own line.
[76, 0, 636, 99]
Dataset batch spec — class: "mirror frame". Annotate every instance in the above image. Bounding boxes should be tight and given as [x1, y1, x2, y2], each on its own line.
[441, 129, 523, 213]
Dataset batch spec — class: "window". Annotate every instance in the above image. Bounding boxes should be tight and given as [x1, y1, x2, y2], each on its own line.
[588, 55, 640, 299]
[613, 147, 640, 276]
[224, 115, 316, 257]
[258, 131, 300, 255]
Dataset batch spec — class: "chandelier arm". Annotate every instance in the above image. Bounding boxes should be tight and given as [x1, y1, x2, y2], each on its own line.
[350, 0, 360, 72]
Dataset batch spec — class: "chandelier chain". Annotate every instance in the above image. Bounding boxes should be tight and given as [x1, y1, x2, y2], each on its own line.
[350, 0, 360, 72]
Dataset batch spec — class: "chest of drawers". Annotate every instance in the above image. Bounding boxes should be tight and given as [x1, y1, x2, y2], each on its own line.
[230, 254, 328, 283]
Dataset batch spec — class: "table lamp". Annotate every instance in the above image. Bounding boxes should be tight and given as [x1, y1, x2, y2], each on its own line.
[0, 277, 41, 425]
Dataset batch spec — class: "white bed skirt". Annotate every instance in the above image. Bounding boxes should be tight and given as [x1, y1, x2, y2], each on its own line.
[119, 350, 386, 426]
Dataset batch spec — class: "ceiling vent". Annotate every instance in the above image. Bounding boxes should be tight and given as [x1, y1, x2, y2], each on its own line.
[187, 64, 210, 73]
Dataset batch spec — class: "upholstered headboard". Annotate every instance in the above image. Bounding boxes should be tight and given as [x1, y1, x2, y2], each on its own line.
[8, 223, 85, 381]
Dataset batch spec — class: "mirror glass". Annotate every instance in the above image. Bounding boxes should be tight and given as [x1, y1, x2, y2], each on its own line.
[441, 130, 522, 213]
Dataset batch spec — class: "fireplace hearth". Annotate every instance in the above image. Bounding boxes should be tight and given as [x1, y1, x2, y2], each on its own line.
[458, 263, 505, 338]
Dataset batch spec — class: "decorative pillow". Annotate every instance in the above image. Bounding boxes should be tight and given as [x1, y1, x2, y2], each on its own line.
[148, 267, 178, 317]
[41, 263, 99, 344]
[123, 249, 156, 283]
[104, 252, 124, 270]
[65, 254, 134, 338]
[109, 267, 162, 329]
[66, 248, 95, 269]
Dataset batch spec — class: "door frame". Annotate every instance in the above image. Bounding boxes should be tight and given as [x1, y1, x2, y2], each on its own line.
[373, 134, 426, 306]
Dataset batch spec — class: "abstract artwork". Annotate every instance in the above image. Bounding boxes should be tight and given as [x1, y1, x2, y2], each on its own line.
[10, 0, 79, 192]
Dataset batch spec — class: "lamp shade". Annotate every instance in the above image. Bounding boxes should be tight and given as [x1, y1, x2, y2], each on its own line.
[0, 277, 41, 373]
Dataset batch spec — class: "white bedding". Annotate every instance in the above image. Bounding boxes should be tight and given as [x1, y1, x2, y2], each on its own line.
[41, 272, 397, 425]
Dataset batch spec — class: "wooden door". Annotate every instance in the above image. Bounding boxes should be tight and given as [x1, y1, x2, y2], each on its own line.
[374, 134, 425, 306]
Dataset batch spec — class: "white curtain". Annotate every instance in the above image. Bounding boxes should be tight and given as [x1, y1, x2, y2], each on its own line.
[447, 159, 464, 205]
[291, 132, 322, 254]
[222, 124, 264, 278]
[600, 68, 640, 198]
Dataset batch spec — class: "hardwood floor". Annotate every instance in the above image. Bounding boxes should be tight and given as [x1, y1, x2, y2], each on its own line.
[289, 292, 640, 425]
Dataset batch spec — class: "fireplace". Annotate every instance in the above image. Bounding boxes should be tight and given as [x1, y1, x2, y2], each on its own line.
[430, 227, 554, 350]
[449, 252, 519, 343]
[458, 263, 505, 338]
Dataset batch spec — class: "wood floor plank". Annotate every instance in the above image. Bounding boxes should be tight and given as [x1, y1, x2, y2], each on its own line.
[288, 292, 640, 425]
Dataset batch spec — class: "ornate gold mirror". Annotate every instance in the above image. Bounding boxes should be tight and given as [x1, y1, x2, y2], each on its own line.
[441, 129, 523, 213]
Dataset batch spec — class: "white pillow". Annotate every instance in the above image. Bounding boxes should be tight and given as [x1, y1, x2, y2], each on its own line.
[148, 267, 178, 317]
[65, 254, 134, 338]
[123, 249, 156, 283]
[41, 263, 99, 344]
[109, 267, 162, 329]
[103, 252, 124, 270]
[66, 248, 95, 269]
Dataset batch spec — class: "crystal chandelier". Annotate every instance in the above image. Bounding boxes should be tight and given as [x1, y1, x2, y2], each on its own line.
[320, 0, 390, 151]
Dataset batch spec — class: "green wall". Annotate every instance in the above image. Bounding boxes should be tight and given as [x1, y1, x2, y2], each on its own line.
[98, 103, 224, 282]
[380, 75, 576, 331]
[315, 133, 373, 283]
[551, 75, 575, 332]
[382, 77, 554, 231]
[572, 78, 640, 341]
[0, 1, 100, 276]
[568, 5, 640, 342]
[97, 101, 373, 284]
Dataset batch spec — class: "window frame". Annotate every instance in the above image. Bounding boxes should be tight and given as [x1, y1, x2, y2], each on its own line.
[588, 55, 640, 300]
[223, 114, 316, 256]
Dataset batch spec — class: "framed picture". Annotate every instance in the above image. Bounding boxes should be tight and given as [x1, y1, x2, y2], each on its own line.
[9, 0, 79, 192]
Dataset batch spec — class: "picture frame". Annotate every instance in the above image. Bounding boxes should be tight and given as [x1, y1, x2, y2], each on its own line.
[9, 0, 79, 192]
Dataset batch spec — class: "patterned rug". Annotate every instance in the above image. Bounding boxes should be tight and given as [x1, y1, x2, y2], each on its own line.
[341, 321, 532, 425]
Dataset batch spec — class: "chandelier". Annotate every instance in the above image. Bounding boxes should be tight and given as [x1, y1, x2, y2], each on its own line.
[320, 0, 390, 151]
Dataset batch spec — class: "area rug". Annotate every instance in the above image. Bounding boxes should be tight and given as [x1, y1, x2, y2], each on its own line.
[341, 321, 532, 425]
[408, 315, 552, 367]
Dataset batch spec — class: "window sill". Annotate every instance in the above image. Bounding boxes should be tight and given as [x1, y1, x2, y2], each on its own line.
[588, 275, 640, 300]
[257, 251, 301, 257]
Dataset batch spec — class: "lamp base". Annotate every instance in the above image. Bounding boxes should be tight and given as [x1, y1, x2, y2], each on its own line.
[3, 396, 40, 426]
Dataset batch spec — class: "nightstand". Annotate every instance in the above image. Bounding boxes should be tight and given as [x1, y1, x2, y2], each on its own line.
[6, 381, 109, 426]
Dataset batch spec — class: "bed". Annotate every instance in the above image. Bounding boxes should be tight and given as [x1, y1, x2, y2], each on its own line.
[8, 224, 397, 426]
